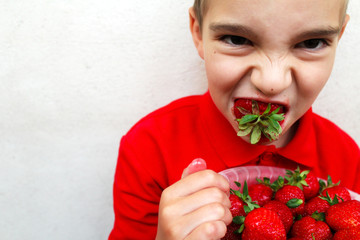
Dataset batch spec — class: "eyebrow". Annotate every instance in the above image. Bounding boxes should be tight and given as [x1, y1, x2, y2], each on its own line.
[294, 27, 341, 40]
[209, 22, 341, 41]
[209, 23, 257, 39]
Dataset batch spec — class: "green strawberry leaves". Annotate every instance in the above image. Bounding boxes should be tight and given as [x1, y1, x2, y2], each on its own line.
[236, 100, 285, 144]
[319, 175, 341, 192]
[286, 198, 304, 208]
[230, 181, 260, 235]
[319, 191, 340, 206]
[285, 167, 310, 190]
[231, 181, 260, 214]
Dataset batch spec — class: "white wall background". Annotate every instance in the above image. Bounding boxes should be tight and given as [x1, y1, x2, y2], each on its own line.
[0, 1, 359, 239]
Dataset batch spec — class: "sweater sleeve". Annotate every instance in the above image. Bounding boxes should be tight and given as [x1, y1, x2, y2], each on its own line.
[108, 135, 162, 239]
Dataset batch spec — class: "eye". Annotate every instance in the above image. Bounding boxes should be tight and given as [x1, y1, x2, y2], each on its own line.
[220, 35, 252, 46]
[295, 39, 329, 50]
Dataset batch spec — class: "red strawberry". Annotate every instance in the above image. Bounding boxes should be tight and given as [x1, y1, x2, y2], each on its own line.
[326, 200, 360, 231]
[303, 172, 321, 200]
[321, 186, 351, 202]
[285, 167, 320, 200]
[274, 185, 305, 217]
[333, 226, 360, 240]
[320, 175, 351, 202]
[234, 99, 253, 119]
[303, 191, 341, 217]
[224, 181, 260, 239]
[221, 222, 242, 240]
[242, 208, 286, 240]
[234, 99, 284, 118]
[229, 194, 246, 217]
[234, 99, 285, 144]
[229, 181, 259, 217]
[303, 196, 331, 217]
[248, 182, 273, 207]
[290, 216, 332, 240]
[263, 200, 293, 233]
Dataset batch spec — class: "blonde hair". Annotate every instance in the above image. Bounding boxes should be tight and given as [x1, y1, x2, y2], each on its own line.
[193, 0, 349, 29]
[193, 0, 207, 31]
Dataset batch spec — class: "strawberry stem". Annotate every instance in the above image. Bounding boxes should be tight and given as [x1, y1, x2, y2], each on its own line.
[236, 100, 285, 144]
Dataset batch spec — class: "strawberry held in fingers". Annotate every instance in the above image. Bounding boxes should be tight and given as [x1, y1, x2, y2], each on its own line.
[234, 99, 285, 144]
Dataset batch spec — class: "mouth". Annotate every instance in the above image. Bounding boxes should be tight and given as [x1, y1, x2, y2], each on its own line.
[233, 98, 287, 119]
[233, 98, 288, 144]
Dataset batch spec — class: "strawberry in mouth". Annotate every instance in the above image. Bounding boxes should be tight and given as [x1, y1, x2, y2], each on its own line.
[234, 99, 286, 144]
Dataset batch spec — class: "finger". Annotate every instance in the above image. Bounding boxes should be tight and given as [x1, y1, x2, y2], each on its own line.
[180, 202, 232, 237]
[186, 221, 227, 240]
[182, 158, 207, 179]
[170, 170, 230, 198]
[163, 186, 231, 218]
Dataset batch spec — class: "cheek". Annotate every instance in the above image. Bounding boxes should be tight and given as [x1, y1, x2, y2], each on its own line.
[204, 52, 245, 92]
[295, 58, 335, 99]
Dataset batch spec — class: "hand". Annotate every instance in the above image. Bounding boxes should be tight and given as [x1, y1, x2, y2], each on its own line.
[156, 158, 232, 240]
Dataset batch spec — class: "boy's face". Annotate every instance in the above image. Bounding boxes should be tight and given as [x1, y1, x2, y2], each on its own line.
[190, 0, 349, 147]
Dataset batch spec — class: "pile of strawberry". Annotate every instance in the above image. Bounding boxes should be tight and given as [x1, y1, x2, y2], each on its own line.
[222, 167, 360, 240]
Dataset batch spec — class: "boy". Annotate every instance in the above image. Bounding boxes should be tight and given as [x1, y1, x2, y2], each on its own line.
[109, 0, 360, 239]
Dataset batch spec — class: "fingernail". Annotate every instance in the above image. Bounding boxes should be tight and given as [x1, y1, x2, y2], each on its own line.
[191, 158, 207, 168]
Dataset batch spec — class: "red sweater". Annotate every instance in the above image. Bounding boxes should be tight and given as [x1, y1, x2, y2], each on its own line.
[109, 92, 360, 239]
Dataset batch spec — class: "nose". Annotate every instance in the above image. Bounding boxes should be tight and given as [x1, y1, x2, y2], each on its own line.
[250, 58, 292, 96]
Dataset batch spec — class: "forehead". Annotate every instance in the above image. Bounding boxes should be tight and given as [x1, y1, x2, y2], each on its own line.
[203, 0, 345, 32]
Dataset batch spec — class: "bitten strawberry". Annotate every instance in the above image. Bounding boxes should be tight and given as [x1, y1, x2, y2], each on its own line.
[326, 200, 360, 231]
[290, 216, 332, 240]
[234, 99, 285, 144]
[241, 208, 286, 240]
[274, 185, 305, 217]
[333, 226, 360, 240]
[263, 200, 293, 233]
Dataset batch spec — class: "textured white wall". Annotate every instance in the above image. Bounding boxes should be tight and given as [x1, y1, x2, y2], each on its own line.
[0, 1, 359, 239]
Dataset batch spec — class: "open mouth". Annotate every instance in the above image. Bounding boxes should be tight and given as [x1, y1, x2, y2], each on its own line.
[233, 99, 287, 144]
[234, 99, 286, 119]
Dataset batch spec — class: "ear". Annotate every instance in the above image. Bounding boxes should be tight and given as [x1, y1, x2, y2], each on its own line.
[338, 14, 350, 41]
[189, 7, 204, 59]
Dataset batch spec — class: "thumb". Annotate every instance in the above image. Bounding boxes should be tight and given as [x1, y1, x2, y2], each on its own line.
[181, 158, 207, 179]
